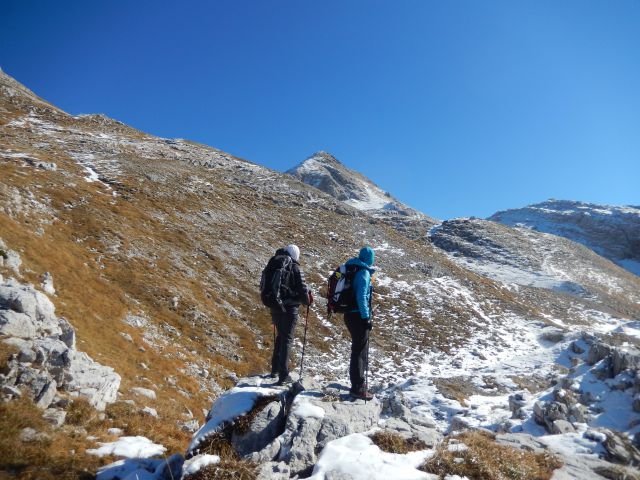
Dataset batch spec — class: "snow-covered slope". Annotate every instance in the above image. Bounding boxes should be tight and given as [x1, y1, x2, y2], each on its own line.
[489, 200, 640, 276]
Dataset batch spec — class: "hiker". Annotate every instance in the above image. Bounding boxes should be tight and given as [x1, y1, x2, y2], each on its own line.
[343, 246, 375, 400]
[262, 244, 313, 386]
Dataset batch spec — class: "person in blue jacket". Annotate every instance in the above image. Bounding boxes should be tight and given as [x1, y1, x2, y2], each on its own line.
[344, 246, 375, 400]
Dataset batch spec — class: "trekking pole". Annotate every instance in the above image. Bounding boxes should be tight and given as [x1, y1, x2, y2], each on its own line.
[298, 305, 310, 379]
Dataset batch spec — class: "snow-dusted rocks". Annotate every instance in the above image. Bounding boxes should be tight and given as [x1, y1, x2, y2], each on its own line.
[267, 383, 383, 475]
[0, 272, 121, 413]
[490, 200, 640, 276]
[188, 377, 440, 479]
[381, 387, 441, 447]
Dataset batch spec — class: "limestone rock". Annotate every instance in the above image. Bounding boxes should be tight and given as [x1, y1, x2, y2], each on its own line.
[235, 380, 383, 476]
[2, 384, 22, 398]
[43, 408, 66, 427]
[141, 406, 158, 417]
[508, 392, 530, 419]
[612, 347, 640, 378]
[603, 429, 640, 466]
[58, 318, 76, 349]
[495, 433, 547, 454]
[131, 387, 157, 400]
[40, 272, 55, 295]
[19, 427, 50, 443]
[0, 281, 57, 330]
[256, 461, 291, 480]
[65, 350, 121, 410]
[0, 310, 36, 338]
[231, 397, 285, 457]
[551, 419, 575, 434]
[587, 342, 612, 366]
[571, 341, 586, 354]
[35, 379, 57, 409]
[540, 326, 565, 343]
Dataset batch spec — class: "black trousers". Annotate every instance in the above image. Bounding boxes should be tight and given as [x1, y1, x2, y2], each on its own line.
[270, 307, 298, 380]
[344, 311, 369, 391]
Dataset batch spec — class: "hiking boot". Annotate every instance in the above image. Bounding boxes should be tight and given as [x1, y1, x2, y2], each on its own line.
[269, 371, 278, 379]
[350, 388, 374, 401]
[276, 374, 292, 386]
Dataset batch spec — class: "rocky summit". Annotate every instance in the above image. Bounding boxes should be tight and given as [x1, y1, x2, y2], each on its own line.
[1, 70, 640, 479]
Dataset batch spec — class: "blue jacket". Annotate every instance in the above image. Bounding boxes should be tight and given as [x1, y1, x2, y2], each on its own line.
[345, 246, 376, 319]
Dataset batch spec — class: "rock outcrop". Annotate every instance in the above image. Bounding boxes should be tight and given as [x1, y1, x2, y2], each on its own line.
[1, 266, 121, 413]
[184, 375, 439, 479]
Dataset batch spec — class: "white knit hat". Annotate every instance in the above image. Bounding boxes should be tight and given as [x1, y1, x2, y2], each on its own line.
[284, 244, 300, 261]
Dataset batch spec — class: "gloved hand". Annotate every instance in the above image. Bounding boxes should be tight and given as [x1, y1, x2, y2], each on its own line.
[308, 291, 314, 305]
[363, 318, 372, 330]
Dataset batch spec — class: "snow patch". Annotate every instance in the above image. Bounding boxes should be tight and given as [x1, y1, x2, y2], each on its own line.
[87, 436, 166, 458]
[182, 454, 220, 476]
[293, 397, 326, 419]
[309, 433, 433, 480]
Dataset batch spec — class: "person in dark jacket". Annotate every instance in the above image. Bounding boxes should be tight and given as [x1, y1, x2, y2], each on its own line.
[269, 244, 312, 385]
[344, 246, 375, 400]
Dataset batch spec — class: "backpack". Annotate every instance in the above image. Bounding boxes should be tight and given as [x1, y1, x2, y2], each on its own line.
[326, 263, 361, 316]
[260, 254, 293, 311]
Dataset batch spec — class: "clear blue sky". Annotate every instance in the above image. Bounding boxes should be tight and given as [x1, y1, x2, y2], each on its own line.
[2, 1, 639, 219]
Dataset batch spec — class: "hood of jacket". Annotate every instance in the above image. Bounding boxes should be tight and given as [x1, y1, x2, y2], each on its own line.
[345, 257, 376, 273]
[358, 246, 375, 267]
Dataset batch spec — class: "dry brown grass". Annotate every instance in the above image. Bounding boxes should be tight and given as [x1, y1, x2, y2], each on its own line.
[370, 430, 428, 454]
[433, 377, 479, 407]
[421, 431, 562, 480]
[184, 459, 257, 480]
[0, 398, 102, 480]
[0, 342, 19, 374]
[186, 428, 257, 480]
[0, 392, 191, 479]
[65, 398, 98, 426]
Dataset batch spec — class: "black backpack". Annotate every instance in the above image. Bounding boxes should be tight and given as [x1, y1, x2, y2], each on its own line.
[326, 263, 361, 316]
[260, 254, 294, 311]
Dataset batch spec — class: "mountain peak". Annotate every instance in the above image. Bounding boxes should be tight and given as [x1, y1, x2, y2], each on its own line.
[287, 152, 393, 209]
[287, 152, 437, 234]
